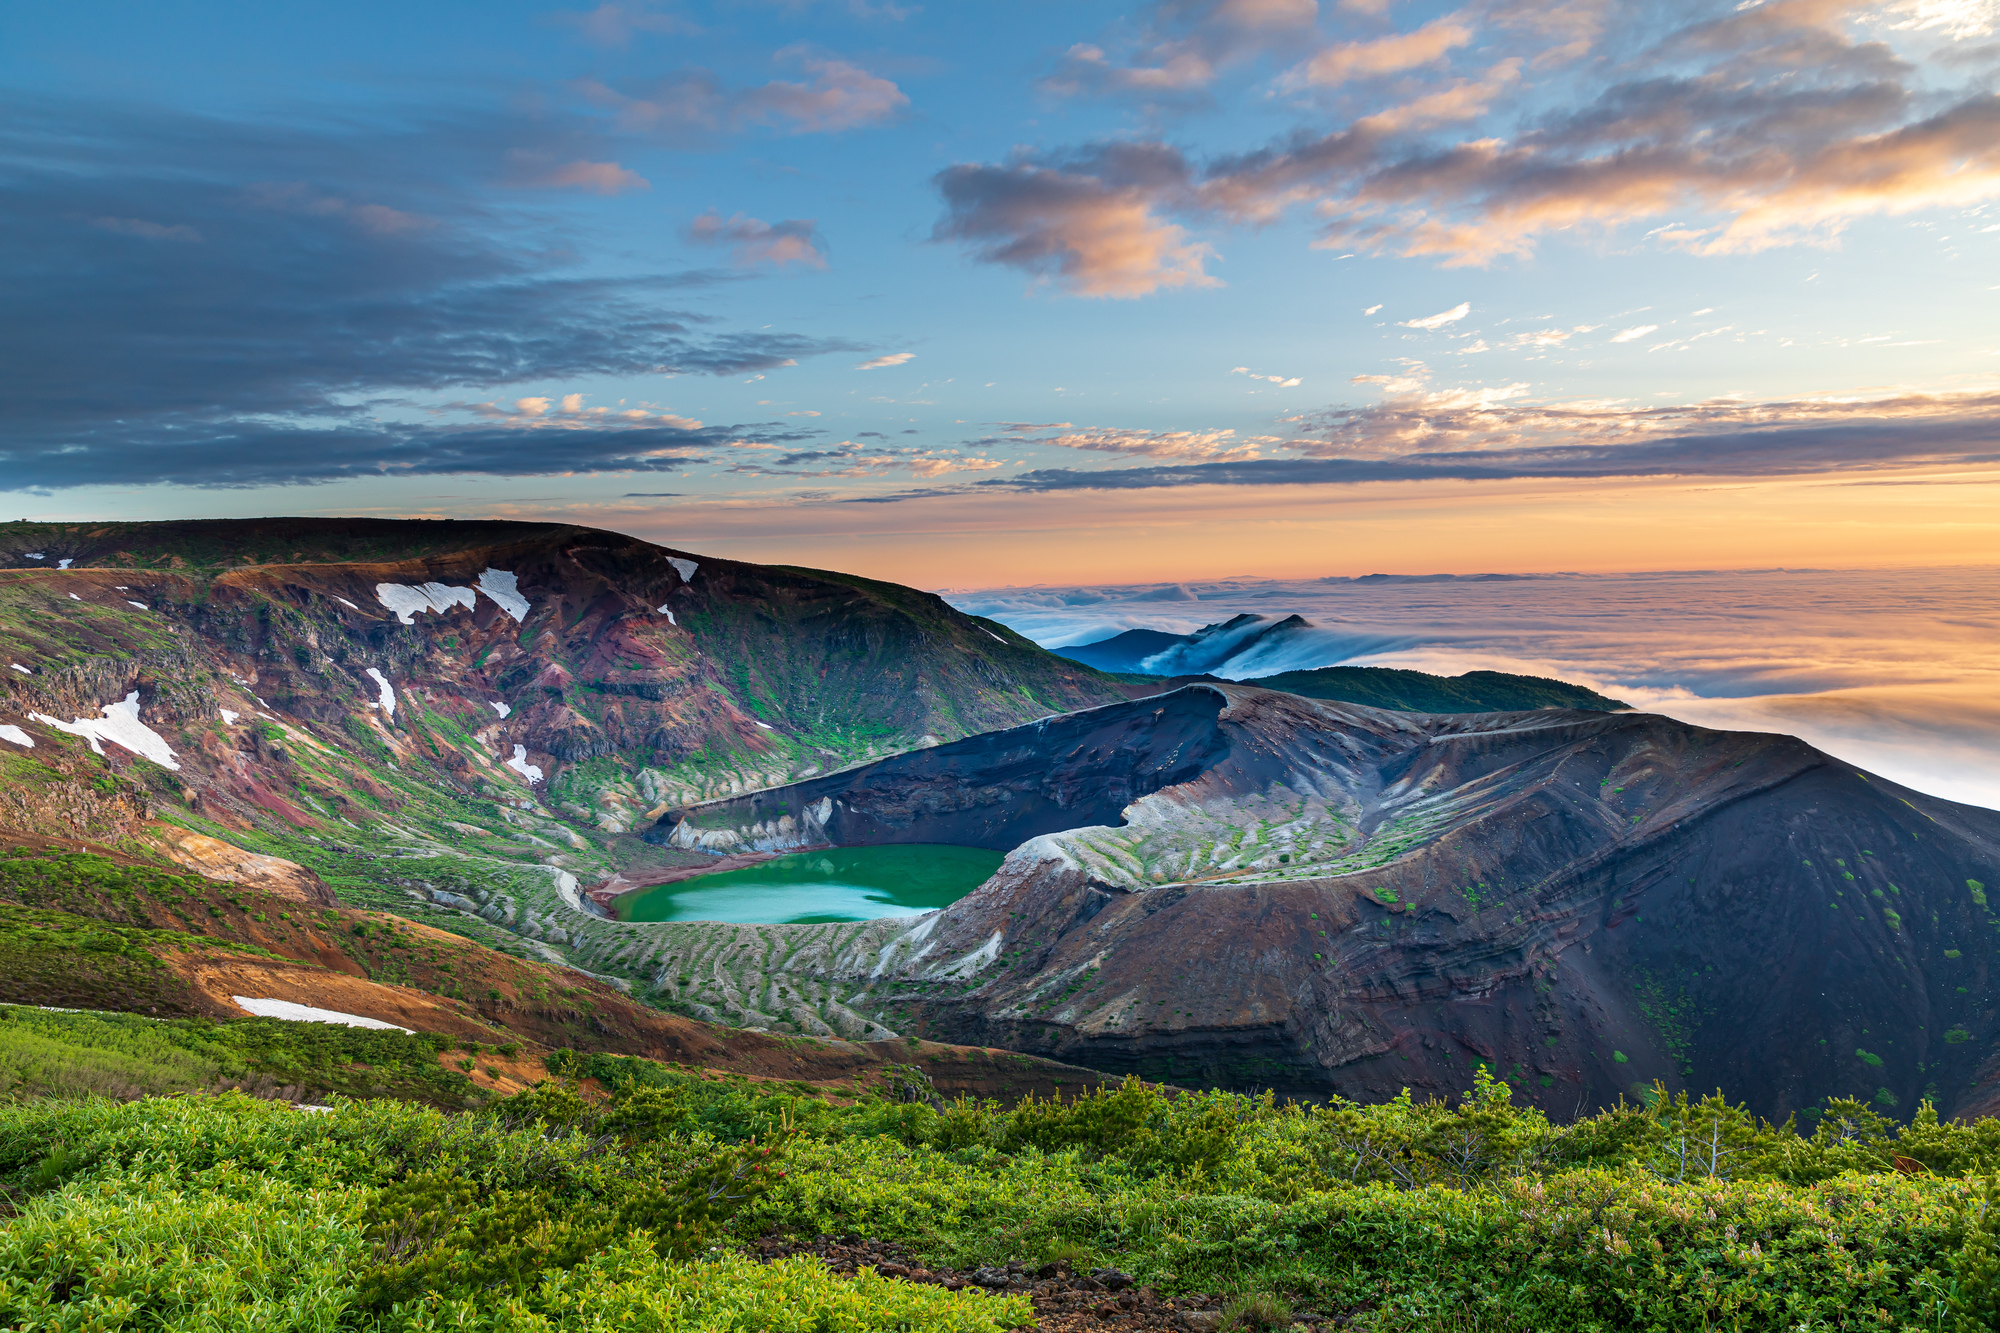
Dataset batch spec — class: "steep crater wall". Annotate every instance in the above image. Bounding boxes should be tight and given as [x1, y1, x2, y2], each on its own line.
[645, 686, 1235, 856]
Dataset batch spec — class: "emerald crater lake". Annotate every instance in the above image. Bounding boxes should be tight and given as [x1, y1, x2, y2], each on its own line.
[614, 844, 1005, 924]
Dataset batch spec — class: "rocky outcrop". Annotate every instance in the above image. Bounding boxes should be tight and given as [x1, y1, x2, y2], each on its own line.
[652, 685, 2000, 1121]
[142, 823, 336, 905]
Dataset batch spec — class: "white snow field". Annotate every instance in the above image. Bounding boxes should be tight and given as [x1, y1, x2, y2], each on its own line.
[375, 581, 476, 624]
[489, 700, 511, 717]
[8, 664, 29, 675]
[230, 997, 412, 1032]
[365, 667, 397, 716]
[506, 744, 544, 782]
[0, 725, 33, 747]
[27, 692, 179, 769]
[220, 709, 240, 725]
[668, 557, 697, 581]
[476, 568, 529, 620]
[657, 606, 676, 624]
[374, 570, 529, 625]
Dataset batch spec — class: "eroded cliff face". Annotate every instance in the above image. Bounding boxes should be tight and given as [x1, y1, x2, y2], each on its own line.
[654, 685, 2000, 1120]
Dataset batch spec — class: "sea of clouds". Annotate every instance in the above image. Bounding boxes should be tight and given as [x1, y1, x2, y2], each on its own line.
[948, 566, 2000, 813]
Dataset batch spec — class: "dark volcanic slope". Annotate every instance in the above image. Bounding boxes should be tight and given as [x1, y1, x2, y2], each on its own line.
[1054, 629, 1190, 674]
[1233, 666, 1627, 713]
[658, 686, 2000, 1120]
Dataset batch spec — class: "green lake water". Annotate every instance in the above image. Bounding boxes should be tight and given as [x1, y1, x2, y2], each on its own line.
[614, 844, 1005, 924]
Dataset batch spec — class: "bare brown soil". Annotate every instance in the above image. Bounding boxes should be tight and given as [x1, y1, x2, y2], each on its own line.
[755, 1235, 1365, 1332]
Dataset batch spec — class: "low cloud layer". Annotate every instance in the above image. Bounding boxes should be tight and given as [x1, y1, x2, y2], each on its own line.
[948, 565, 2000, 811]
[887, 390, 2000, 497]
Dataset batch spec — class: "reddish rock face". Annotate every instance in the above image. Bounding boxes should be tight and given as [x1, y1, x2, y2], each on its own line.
[657, 685, 2000, 1121]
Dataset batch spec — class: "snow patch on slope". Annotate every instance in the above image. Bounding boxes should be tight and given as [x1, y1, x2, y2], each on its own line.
[8, 664, 29, 675]
[668, 557, 698, 582]
[657, 606, 675, 624]
[476, 568, 529, 621]
[0, 725, 33, 748]
[28, 692, 179, 769]
[57, 559, 72, 569]
[507, 744, 543, 782]
[375, 581, 476, 624]
[220, 709, 240, 725]
[365, 668, 396, 716]
[489, 700, 511, 718]
[231, 997, 411, 1032]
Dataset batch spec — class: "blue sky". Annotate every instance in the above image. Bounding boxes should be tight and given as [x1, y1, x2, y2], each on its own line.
[3, 0, 1998, 583]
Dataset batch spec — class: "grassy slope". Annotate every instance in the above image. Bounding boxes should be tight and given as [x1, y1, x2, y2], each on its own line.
[0, 845, 1121, 1104]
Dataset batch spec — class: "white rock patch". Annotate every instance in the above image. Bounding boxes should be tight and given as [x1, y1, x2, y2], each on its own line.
[507, 744, 543, 782]
[375, 581, 475, 624]
[476, 568, 529, 621]
[0, 725, 33, 748]
[668, 557, 698, 581]
[28, 692, 179, 769]
[231, 997, 411, 1032]
[489, 700, 511, 718]
[365, 668, 397, 716]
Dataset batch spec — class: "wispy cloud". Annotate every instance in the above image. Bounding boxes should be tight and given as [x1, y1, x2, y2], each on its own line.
[685, 210, 826, 266]
[583, 52, 908, 138]
[983, 420, 1271, 461]
[1402, 302, 1470, 329]
[1042, 0, 1318, 106]
[1283, 12, 1474, 87]
[504, 154, 651, 195]
[1231, 365, 1301, 386]
[856, 351, 915, 369]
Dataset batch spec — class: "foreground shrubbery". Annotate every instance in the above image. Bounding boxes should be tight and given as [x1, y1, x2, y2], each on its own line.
[3, 1053, 2000, 1330]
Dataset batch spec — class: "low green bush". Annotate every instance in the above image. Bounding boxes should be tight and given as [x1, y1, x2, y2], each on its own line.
[8, 1057, 2000, 1331]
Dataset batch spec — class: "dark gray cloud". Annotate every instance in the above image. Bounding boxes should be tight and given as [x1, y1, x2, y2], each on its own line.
[3, 419, 821, 491]
[0, 95, 850, 488]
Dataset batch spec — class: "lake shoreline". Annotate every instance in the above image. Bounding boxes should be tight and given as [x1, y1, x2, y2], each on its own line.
[585, 847, 825, 919]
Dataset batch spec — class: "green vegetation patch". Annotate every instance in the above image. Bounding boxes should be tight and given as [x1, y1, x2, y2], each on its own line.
[4, 1070, 2000, 1329]
[0, 1005, 484, 1106]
